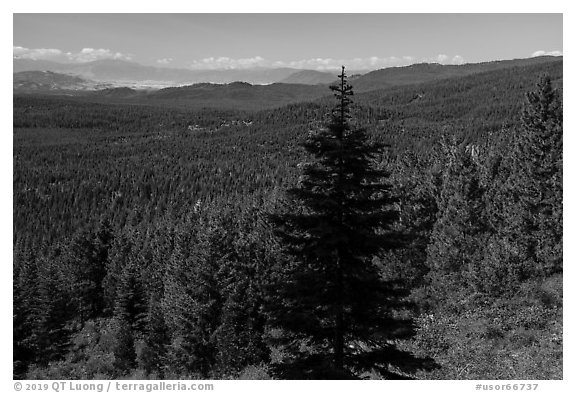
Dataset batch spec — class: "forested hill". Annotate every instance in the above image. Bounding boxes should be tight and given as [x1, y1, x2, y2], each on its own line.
[140, 82, 329, 110]
[13, 57, 562, 380]
[350, 55, 562, 91]
[352, 58, 563, 148]
[278, 69, 337, 85]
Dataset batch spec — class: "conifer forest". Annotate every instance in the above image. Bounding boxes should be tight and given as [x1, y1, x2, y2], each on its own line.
[13, 45, 562, 379]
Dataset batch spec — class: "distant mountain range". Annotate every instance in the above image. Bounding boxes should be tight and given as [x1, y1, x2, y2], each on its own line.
[14, 55, 562, 91]
[13, 56, 563, 111]
[13, 58, 336, 85]
[13, 71, 112, 91]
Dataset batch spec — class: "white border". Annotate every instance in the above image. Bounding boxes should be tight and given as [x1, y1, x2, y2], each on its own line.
[3, 3, 572, 392]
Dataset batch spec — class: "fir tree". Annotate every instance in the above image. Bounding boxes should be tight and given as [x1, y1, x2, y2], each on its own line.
[113, 260, 148, 335]
[32, 255, 74, 366]
[140, 297, 170, 378]
[66, 221, 114, 322]
[513, 75, 563, 277]
[162, 217, 222, 377]
[110, 253, 148, 375]
[268, 66, 433, 379]
[103, 230, 135, 315]
[213, 205, 274, 375]
[13, 241, 41, 377]
[482, 75, 563, 287]
[214, 272, 269, 374]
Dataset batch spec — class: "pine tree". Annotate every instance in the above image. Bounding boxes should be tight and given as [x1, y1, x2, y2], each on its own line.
[268, 66, 433, 379]
[13, 240, 41, 377]
[214, 264, 269, 374]
[481, 75, 563, 286]
[140, 297, 170, 378]
[111, 260, 147, 375]
[113, 260, 148, 334]
[513, 75, 563, 277]
[162, 216, 222, 377]
[103, 230, 135, 315]
[66, 221, 114, 322]
[32, 255, 75, 366]
[213, 209, 272, 375]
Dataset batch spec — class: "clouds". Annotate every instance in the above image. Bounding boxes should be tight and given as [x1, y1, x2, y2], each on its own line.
[187, 54, 466, 71]
[13, 46, 64, 59]
[426, 54, 465, 65]
[14, 45, 469, 70]
[73, 48, 132, 62]
[531, 50, 563, 58]
[188, 56, 267, 70]
[13, 46, 132, 63]
[450, 55, 465, 65]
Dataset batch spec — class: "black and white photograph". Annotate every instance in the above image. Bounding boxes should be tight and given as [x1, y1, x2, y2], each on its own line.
[10, 8, 564, 384]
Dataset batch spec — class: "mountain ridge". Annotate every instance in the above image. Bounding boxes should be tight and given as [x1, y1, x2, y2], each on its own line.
[279, 70, 338, 85]
[351, 55, 563, 92]
[13, 70, 111, 91]
[14, 58, 305, 85]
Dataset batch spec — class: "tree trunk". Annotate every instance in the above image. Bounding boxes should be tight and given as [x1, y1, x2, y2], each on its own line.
[334, 251, 344, 370]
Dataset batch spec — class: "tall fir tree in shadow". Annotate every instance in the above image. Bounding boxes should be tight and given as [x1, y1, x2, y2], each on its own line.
[268, 66, 435, 379]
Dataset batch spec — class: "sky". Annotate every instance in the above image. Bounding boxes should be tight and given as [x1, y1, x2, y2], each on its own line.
[13, 13, 563, 71]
